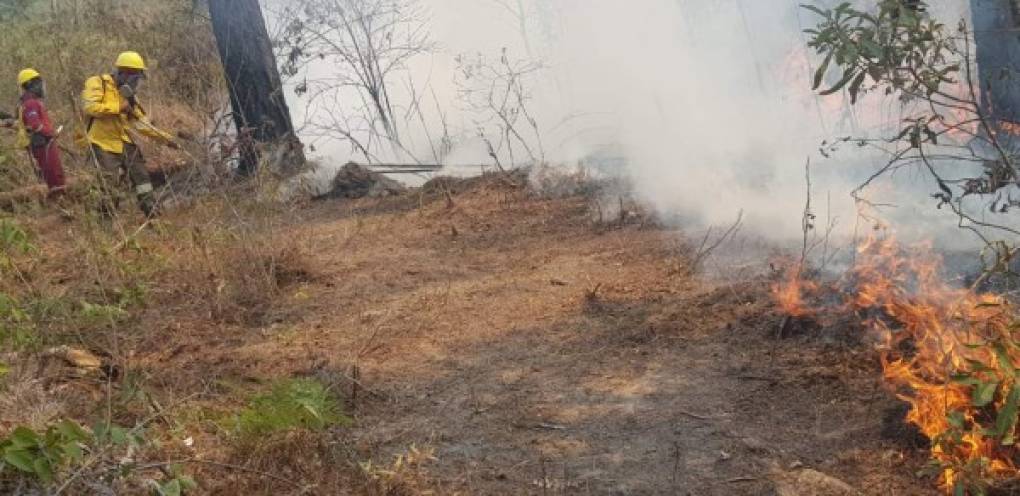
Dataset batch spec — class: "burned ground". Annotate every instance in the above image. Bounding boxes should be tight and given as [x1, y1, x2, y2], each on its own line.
[14, 175, 938, 495]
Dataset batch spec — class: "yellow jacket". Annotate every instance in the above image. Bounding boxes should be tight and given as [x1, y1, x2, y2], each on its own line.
[81, 74, 173, 154]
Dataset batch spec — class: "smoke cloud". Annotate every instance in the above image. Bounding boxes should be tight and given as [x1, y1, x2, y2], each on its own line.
[266, 0, 1007, 249]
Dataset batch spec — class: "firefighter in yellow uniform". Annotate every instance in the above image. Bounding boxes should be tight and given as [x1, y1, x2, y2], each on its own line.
[82, 51, 178, 217]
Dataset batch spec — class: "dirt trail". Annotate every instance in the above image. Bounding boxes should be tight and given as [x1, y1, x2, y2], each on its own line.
[144, 178, 935, 494]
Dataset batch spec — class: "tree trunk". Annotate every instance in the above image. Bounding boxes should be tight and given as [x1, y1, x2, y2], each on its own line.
[971, 0, 1020, 127]
[209, 0, 304, 175]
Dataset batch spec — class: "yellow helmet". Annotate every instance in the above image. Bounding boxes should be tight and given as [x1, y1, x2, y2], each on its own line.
[17, 68, 41, 87]
[115, 51, 147, 71]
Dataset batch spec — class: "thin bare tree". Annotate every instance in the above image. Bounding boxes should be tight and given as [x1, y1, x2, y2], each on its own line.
[455, 49, 545, 170]
[277, 0, 435, 162]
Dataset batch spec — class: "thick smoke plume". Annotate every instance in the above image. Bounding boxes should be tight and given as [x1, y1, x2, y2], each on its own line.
[267, 0, 1000, 249]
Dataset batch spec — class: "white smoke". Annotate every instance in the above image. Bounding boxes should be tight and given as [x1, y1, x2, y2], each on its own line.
[265, 0, 1011, 250]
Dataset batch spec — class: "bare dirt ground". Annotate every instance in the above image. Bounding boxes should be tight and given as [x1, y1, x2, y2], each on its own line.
[26, 175, 939, 494]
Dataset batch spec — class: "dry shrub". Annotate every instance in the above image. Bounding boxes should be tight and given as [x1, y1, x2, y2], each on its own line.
[214, 234, 313, 326]
[0, 356, 65, 432]
[169, 190, 315, 327]
[212, 429, 356, 495]
[357, 445, 439, 496]
[528, 163, 602, 199]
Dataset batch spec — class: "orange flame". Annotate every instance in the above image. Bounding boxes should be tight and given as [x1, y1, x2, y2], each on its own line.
[772, 234, 1020, 491]
[771, 265, 818, 318]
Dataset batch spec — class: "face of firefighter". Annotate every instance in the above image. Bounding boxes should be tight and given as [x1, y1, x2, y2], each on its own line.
[116, 70, 144, 93]
[24, 78, 45, 99]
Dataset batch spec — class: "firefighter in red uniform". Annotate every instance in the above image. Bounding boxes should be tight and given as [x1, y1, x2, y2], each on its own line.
[16, 68, 66, 196]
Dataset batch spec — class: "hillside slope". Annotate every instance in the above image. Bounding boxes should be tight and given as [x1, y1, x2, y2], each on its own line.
[9, 174, 931, 494]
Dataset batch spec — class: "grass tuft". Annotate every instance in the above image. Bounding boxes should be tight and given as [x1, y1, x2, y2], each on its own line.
[234, 378, 349, 439]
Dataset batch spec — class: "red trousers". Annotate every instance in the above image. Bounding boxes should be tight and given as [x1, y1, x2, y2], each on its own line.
[30, 142, 66, 193]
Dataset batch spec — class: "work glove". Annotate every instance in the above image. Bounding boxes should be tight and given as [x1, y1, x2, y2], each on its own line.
[118, 85, 138, 113]
[29, 133, 49, 148]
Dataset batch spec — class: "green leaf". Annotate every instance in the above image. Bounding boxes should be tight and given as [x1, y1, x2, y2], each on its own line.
[109, 426, 128, 446]
[965, 358, 993, 372]
[61, 442, 83, 463]
[32, 458, 53, 483]
[954, 481, 966, 496]
[992, 384, 1020, 443]
[820, 69, 857, 96]
[801, 4, 829, 18]
[56, 420, 89, 442]
[947, 410, 966, 429]
[994, 343, 1016, 376]
[4, 449, 34, 473]
[860, 39, 883, 58]
[813, 51, 834, 90]
[951, 373, 980, 386]
[297, 398, 322, 421]
[92, 421, 109, 444]
[178, 475, 198, 490]
[10, 427, 39, 449]
[158, 479, 182, 496]
[974, 382, 999, 407]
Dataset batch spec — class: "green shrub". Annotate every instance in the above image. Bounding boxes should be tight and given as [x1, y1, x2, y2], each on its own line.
[234, 379, 349, 438]
[0, 419, 196, 492]
[0, 293, 36, 350]
[0, 420, 90, 484]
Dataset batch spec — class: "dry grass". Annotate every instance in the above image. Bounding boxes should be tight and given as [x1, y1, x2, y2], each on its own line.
[0, 170, 943, 494]
[0, 356, 65, 431]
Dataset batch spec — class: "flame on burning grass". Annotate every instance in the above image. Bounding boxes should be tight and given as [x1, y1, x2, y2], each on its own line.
[772, 234, 1020, 491]
[772, 265, 818, 318]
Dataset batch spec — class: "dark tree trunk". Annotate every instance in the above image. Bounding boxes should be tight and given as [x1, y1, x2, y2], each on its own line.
[971, 0, 1020, 127]
[209, 0, 304, 175]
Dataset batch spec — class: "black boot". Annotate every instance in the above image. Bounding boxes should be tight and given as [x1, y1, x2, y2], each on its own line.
[138, 194, 159, 219]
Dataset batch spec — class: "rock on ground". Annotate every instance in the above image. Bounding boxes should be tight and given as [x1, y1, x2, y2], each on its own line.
[322, 162, 406, 199]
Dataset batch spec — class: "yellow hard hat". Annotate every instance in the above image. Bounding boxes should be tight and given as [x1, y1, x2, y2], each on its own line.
[115, 51, 147, 71]
[17, 68, 41, 87]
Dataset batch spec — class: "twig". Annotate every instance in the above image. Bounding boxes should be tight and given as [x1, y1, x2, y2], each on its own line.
[534, 423, 568, 431]
[678, 410, 713, 421]
[691, 210, 744, 271]
[737, 374, 779, 384]
[798, 157, 814, 277]
[111, 219, 152, 252]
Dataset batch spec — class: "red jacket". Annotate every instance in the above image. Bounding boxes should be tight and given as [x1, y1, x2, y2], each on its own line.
[18, 92, 65, 192]
[20, 93, 55, 140]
